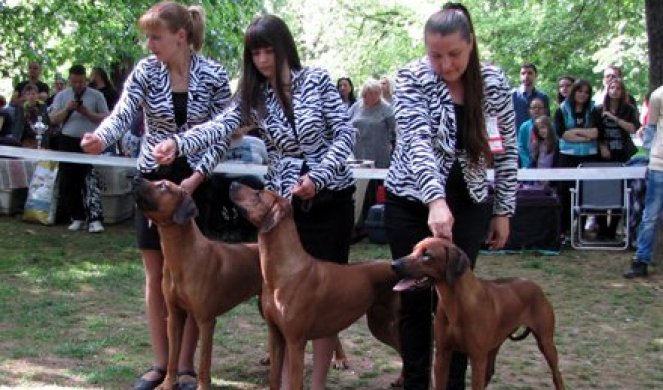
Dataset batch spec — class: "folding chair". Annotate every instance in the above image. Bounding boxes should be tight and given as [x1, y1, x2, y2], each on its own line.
[570, 162, 631, 250]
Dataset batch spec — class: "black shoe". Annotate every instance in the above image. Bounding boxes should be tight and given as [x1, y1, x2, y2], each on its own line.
[176, 370, 198, 390]
[133, 366, 166, 390]
[623, 261, 648, 279]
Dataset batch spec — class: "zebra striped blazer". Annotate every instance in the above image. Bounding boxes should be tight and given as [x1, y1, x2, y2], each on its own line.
[386, 57, 518, 216]
[94, 53, 231, 175]
[174, 67, 356, 199]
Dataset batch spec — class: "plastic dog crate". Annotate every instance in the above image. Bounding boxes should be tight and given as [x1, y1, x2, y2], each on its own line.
[365, 204, 388, 244]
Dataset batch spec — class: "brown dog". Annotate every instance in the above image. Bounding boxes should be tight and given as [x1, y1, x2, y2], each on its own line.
[229, 183, 400, 390]
[391, 237, 564, 390]
[134, 178, 262, 390]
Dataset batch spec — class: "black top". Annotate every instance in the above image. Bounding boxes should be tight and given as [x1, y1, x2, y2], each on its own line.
[0, 111, 13, 137]
[454, 103, 465, 151]
[97, 85, 118, 111]
[172, 92, 188, 128]
[594, 103, 640, 162]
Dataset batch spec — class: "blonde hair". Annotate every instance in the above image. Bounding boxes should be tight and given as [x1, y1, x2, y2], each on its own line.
[138, 1, 206, 52]
[360, 78, 382, 99]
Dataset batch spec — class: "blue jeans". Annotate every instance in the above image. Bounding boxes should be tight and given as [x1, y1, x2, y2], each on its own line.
[635, 169, 663, 264]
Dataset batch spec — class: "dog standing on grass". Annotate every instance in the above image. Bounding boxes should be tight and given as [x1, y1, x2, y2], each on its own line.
[230, 182, 401, 390]
[392, 237, 564, 390]
[134, 178, 262, 390]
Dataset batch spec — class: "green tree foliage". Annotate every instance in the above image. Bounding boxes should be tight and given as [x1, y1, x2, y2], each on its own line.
[269, 0, 647, 104]
[268, 0, 432, 85]
[473, 0, 647, 104]
[1, 0, 649, 103]
[0, 0, 262, 85]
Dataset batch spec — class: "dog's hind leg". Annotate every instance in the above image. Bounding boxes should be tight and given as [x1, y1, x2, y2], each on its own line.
[331, 336, 349, 369]
[531, 303, 565, 390]
[196, 318, 216, 390]
[533, 329, 565, 390]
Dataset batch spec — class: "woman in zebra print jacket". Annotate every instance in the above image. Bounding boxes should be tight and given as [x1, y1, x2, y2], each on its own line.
[385, 4, 517, 389]
[81, 3, 231, 389]
[154, 14, 356, 390]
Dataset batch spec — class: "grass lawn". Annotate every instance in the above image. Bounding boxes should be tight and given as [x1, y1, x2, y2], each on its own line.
[0, 215, 661, 389]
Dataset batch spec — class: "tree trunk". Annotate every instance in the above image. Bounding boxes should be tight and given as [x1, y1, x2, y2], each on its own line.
[646, 0, 663, 92]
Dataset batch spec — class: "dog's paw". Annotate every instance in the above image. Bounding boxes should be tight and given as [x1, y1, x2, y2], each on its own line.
[331, 358, 349, 370]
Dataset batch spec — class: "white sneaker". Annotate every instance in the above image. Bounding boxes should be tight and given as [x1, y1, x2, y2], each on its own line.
[584, 216, 597, 232]
[88, 221, 104, 233]
[68, 220, 85, 231]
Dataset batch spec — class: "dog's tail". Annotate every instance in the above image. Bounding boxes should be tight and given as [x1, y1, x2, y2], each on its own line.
[508, 327, 531, 341]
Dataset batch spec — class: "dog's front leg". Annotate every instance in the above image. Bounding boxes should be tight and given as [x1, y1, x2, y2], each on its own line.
[285, 338, 306, 390]
[468, 355, 488, 390]
[433, 346, 452, 390]
[267, 323, 285, 390]
[162, 305, 186, 390]
[196, 318, 216, 390]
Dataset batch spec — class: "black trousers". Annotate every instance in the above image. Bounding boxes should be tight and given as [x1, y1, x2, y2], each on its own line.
[59, 135, 93, 222]
[292, 186, 355, 264]
[385, 162, 491, 390]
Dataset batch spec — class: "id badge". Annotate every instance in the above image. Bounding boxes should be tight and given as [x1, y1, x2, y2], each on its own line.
[486, 115, 504, 154]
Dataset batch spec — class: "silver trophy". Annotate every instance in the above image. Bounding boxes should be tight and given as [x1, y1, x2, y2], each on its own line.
[33, 115, 48, 149]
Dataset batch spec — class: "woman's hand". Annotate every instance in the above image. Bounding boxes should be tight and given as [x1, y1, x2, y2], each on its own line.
[80, 133, 104, 155]
[602, 110, 617, 121]
[428, 198, 453, 240]
[485, 215, 510, 250]
[599, 142, 611, 160]
[180, 171, 204, 195]
[153, 139, 177, 165]
[291, 174, 316, 200]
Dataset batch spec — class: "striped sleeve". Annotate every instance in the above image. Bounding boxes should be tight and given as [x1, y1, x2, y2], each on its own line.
[307, 69, 356, 191]
[191, 62, 233, 175]
[94, 60, 147, 147]
[394, 66, 447, 203]
[175, 99, 241, 162]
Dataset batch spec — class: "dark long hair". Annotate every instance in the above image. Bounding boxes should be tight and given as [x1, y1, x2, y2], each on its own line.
[90, 67, 114, 89]
[567, 79, 593, 113]
[239, 14, 301, 126]
[556, 75, 575, 104]
[425, 3, 488, 164]
[336, 77, 356, 105]
[532, 116, 557, 158]
[602, 79, 628, 113]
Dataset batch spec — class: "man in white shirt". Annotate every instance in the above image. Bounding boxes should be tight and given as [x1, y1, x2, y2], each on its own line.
[49, 64, 109, 233]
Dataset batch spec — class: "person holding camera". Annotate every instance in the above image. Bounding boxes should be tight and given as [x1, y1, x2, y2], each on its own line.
[49, 64, 109, 233]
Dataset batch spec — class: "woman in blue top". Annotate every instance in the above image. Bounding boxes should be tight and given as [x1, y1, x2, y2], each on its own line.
[553, 79, 599, 236]
[154, 14, 356, 390]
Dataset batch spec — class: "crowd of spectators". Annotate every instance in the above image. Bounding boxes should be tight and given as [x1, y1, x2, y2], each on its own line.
[0, 59, 656, 265]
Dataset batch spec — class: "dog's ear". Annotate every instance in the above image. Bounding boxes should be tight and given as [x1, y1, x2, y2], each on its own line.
[173, 194, 198, 225]
[260, 199, 291, 233]
[445, 246, 469, 285]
